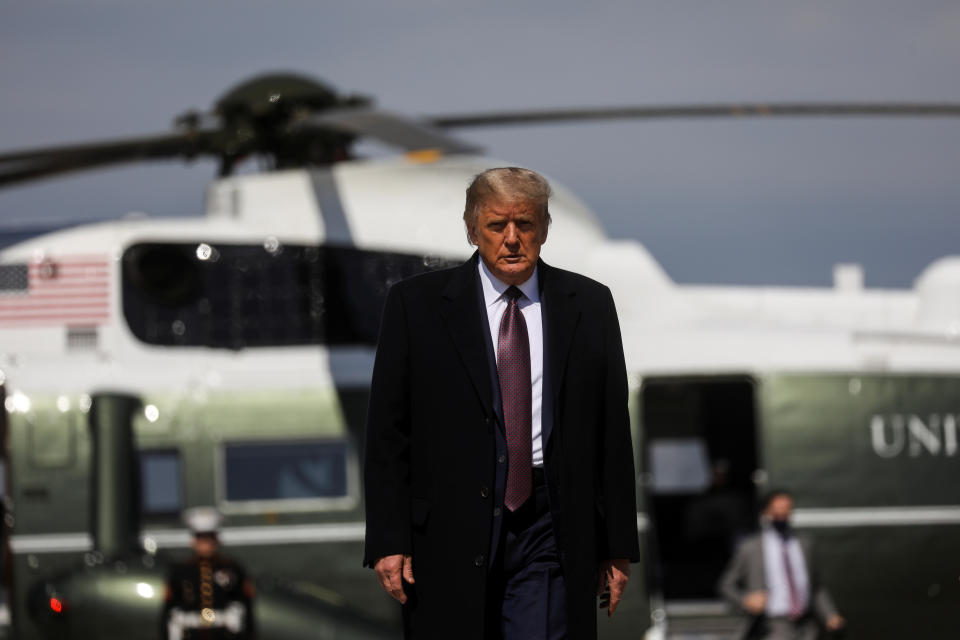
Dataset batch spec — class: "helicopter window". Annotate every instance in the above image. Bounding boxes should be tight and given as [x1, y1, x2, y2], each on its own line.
[223, 440, 350, 503]
[0, 264, 28, 291]
[121, 242, 457, 349]
[140, 449, 182, 515]
[648, 438, 711, 494]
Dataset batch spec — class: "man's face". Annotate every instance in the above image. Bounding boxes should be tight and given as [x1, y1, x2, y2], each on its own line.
[192, 534, 219, 559]
[468, 198, 548, 286]
[764, 495, 794, 522]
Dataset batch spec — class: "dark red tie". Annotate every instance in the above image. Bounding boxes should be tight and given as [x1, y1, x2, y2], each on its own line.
[782, 543, 802, 619]
[498, 286, 532, 511]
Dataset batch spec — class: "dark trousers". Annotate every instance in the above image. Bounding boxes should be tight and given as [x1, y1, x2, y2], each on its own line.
[486, 472, 567, 640]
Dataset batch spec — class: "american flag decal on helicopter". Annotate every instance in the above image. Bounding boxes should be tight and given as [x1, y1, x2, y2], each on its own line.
[0, 255, 110, 326]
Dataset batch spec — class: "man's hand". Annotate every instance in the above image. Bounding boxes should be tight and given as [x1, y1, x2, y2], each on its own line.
[741, 590, 767, 615]
[374, 554, 414, 604]
[825, 614, 845, 631]
[597, 558, 630, 617]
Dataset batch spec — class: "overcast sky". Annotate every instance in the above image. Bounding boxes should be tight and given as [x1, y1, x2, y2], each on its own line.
[1, 1, 958, 287]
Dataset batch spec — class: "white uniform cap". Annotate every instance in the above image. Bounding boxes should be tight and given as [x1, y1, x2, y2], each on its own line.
[184, 507, 222, 535]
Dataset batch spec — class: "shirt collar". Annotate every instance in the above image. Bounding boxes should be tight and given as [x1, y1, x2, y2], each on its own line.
[762, 523, 794, 543]
[478, 258, 540, 307]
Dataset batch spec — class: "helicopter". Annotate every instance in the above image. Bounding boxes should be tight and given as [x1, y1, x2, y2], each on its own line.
[1, 72, 959, 640]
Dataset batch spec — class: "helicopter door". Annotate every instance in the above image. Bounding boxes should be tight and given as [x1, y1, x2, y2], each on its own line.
[640, 376, 759, 634]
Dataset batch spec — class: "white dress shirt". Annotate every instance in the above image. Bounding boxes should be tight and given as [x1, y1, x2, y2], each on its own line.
[762, 527, 811, 616]
[478, 259, 544, 467]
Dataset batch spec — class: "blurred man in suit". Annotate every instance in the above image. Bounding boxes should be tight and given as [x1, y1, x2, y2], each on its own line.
[363, 167, 640, 639]
[719, 490, 845, 640]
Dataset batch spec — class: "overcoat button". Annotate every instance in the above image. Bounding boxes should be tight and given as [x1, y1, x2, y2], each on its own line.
[480, 486, 490, 499]
[475, 554, 485, 567]
[497, 454, 506, 464]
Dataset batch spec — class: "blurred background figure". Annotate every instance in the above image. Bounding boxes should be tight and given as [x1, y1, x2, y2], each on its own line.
[684, 458, 754, 578]
[718, 490, 844, 640]
[163, 507, 255, 640]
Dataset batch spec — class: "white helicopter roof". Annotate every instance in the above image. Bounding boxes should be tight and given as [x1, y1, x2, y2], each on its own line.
[1, 154, 959, 396]
[914, 257, 960, 329]
[205, 155, 623, 265]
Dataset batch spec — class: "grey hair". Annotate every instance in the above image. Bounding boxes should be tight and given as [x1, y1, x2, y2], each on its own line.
[463, 167, 552, 242]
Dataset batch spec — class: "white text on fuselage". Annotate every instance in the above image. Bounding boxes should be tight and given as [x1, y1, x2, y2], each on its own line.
[870, 414, 959, 458]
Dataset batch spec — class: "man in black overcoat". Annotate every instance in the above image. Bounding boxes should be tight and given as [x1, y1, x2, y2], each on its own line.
[363, 167, 640, 639]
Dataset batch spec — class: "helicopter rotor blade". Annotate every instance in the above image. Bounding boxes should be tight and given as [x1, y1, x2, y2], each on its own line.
[0, 130, 221, 188]
[4, 88, 960, 191]
[0, 157, 116, 187]
[295, 108, 482, 155]
[427, 102, 960, 128]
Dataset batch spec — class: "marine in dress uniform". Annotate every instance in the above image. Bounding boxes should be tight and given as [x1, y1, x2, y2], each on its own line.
[163, 507, 255, 640]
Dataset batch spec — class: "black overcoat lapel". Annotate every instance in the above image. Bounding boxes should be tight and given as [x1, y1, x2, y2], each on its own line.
[539, 260, 580, 444]
[439, 255, 495, 419]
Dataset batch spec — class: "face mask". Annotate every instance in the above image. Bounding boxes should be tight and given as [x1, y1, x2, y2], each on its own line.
[770, 518, 791, 537]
